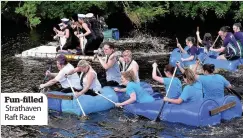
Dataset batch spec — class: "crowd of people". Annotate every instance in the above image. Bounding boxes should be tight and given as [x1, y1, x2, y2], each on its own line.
[53, 13, 106, 55]
[40, 23, 242, 107]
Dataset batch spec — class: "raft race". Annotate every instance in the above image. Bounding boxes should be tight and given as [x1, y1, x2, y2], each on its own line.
[2, 1, 243, 137]
[14, 16, 243, 127]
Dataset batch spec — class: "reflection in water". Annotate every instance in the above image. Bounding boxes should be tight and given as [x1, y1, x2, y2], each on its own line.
[1, 32, 243, 138]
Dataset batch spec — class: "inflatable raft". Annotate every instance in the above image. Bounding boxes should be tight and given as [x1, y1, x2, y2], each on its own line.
[48, 86, 118, 116]
[116, 82, 242, 127]
[169, 47, 242, 71]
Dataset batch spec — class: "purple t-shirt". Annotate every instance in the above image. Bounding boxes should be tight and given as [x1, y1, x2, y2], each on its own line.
[234, 31, 243, 46]
[187, 46, 199, 56]
[223, 32, 239, 56]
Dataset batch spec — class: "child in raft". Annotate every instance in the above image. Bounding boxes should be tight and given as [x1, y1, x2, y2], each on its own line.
[152, 63, 182, 99]
[163, 68, 203, 104]
[115, 70, 155, 107]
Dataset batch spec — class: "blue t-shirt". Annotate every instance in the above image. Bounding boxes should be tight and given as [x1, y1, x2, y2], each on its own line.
[198, 74, 230, 99]
[179, 81, 203, 103]
[126, 82, 155, 103]
[163, 77, 182, 99]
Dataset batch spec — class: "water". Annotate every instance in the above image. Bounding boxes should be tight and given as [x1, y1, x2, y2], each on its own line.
[2, 27, 243, 138]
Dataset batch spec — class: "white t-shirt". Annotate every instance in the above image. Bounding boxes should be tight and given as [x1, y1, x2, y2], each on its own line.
[120, 60, 140, 82]
[82, 70, 102, 92]
[54, 63, 82, 90]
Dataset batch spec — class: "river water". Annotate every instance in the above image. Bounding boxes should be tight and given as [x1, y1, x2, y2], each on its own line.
[2, 25, 243, 138]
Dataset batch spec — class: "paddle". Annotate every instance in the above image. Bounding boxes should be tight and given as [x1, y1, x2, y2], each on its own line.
[153, 65, 177, 122]
[66, 77, 89, 120]
[94, 91, 139, 118]
[38, 61, 52, 93]
[197, 26, 199, 46]
[226, 87, 243, 100]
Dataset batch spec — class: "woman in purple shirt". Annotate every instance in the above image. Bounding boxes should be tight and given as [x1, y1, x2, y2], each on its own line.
[210, 26, 241, 60]
[177, 37, 200, 62]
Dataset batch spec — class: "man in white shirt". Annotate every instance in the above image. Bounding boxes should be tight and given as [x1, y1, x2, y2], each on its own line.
[40, 54, 82, 92]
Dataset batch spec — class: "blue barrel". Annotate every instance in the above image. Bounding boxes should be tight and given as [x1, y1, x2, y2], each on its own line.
[111, 28, 119, 40]
[48, 86, 118, 116]
[215, 95, 242, 120]
[161, 99, 221, 126]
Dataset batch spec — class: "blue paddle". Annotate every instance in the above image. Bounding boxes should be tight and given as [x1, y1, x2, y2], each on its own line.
[153, 66, 177, 122]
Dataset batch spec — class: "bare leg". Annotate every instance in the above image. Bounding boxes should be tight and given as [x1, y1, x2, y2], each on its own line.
[217, 54, 227, 60]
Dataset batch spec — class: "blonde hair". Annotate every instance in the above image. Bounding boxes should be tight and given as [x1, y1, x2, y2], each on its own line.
[77, 60, 90, 67]
[183, 68, 196, 85]
[123, 50, 132, 58]
[122, 70, 136, 82]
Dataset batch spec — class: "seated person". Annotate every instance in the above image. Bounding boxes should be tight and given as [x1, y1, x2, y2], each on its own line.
[66, 60, 102, 97]
[97, 42, 121, 87]
[115, 70, 155, 107]
[233, 23, 243, 57]
[196, 31, 213, 53]
[39, 54, 82, 93]
[210, 26, 240, 60]
[163, 68, 203, 104]
[152, 63, 182, 99]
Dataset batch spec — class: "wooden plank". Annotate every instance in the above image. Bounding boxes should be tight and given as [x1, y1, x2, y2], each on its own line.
[210, 101, 236, 116]
[47, 93, 73, 100]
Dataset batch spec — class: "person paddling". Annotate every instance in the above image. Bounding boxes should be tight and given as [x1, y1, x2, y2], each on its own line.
[163, 68, 203, 104]
[39, 54, 82, 92]
[115, 70, 155, 107]
[233, 23, 243, 56]
[152, 63, 182, 99]
[177, 61, 232, 100]
[66, 60, 102, 97]
[97, 42, 121, 86]
[210, 26, 241, 60]
[196, 31, 213, 53]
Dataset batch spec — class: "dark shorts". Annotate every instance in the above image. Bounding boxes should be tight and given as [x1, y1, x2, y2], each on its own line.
[100, 79, 119, 87]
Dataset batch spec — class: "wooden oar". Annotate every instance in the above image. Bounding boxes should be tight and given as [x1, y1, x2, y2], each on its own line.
[212, 35, 220, 48]
[197, 26, 199, 46]
[153, 66, 177, 121]
[66, 77, 89, 120]
[94, 91, 139, 118]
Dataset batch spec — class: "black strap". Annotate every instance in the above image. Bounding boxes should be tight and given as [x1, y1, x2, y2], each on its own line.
[106, 51, 115, 63]
[80, 67, 90, 87]
[124, 60, 133, 71]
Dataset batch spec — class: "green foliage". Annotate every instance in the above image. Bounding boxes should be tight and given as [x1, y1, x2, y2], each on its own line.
[7, 1, 243, 29]
[15, 2, 41, 29]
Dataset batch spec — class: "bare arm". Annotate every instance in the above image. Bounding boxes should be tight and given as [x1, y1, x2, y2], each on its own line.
[120, 92, 136, 106]
[82, 23, 91, 37]
[98, 54, 116, 70]
[196, 32, 203, 44]
[164, 97, 183, 104]
[152, 66, 164, 84]
[210, 47, 225, 53]
[182, 55, 194, 62]
[77, 72, 95, 95]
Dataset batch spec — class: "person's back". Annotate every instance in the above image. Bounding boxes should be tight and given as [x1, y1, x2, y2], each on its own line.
[126, 82, 155, 103]
[164, 77, 182, 99]
[198, 74, 230, 99]
[180, 81, 203, 103]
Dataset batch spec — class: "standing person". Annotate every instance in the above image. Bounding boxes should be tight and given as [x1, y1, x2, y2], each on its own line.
[72, 14, 96, 55]
[233, 23, 243, 54]
[86, 13, 104, 50]
[115, 70, 155, 107]
[210, 26, 241, 60]
[163, 68, 203, 104]
[97, 42, 121, 86]
[66, 60, 102, 97]
[152, 63, 182, 99]
[39, 54, 82, 92]
[53, 18, 80, 52]
[196, 31, 213, 53]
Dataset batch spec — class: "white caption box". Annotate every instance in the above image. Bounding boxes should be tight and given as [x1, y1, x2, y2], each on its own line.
[1, 93, 48, 125]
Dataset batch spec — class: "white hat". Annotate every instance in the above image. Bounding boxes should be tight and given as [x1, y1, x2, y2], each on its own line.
[86, 13, 94, 18]
[61, 18, 69, 22]
[58, 23, 63, 26]
[78, 14, 86, 18]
